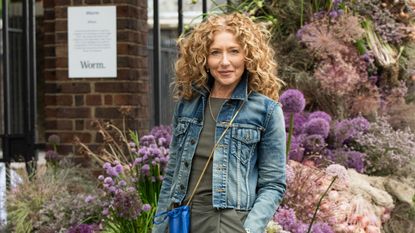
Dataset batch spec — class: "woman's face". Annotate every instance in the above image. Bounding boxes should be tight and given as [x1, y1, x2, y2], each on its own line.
[207, 31, 245, 95]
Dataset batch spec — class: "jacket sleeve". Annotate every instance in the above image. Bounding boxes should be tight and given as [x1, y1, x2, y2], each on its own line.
[243, 102, 287, 233]
[152, 103, 180, 233]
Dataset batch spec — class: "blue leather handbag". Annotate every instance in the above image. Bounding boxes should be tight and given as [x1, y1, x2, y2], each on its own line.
[154, 205, 190, 233]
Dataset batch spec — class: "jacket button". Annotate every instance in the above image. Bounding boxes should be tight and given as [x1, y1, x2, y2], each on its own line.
[180, 184, 185, 190]
[184, 161, 189, 167]
[190, 139, 196, 145]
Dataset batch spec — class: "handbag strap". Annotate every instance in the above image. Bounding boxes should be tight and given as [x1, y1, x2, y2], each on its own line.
[185, 92, 250, 206]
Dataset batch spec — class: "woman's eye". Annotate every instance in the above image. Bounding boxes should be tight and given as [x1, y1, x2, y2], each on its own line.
[230, 49, 239, 54]
[210, 51, 220, 55]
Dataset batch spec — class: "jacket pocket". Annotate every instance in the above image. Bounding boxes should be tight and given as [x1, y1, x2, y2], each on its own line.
[231, 127, 261, 165]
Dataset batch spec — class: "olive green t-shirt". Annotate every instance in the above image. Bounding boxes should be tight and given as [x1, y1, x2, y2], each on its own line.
[184, 97, 226, 204]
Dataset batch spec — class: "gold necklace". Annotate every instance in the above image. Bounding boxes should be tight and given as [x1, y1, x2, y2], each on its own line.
[208, 95, 218, 123]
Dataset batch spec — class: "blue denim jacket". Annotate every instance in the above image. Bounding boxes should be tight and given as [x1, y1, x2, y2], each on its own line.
[153, 76, 286, 233]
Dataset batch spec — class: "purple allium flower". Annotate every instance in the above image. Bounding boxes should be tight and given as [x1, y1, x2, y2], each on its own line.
[129, 142, 136, 148]
[303, 134, 326, 152]
[142, 204, 152, 212]
[119, 180, 127, 186]
[115, 164, 123, 174]
[45, 150, 60, 162]
[288, 141, 305, 162]
[84, 195, 95, 203]
[347, 151, 365, 173]
[350, 116, 370, 133]
[333, 119, 355, 144]
[108, 186, 117, 193]
[274, 207, 297, 229]
[312, 222, 334, 233]
[102, 208, 109, 216]
[284, 113, 308, 135]
[141, 164, 150, 176]
[329, 10, 338, 18]
[308, 111, 332, 123]
[98, 175, 105, 181]
[67, 224, 96, 233]
[113, 190, 142, 219]
[47, 134, 61, 145]
[303, 118, 330, 138]
[280, 89, 306, 113]
[104, 177, 114, 186]
[103, 162, 111, 170]
[106, 167, 118, 177]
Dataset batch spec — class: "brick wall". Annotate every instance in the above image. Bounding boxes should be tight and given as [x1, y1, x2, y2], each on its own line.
[43, 0, 149, 154]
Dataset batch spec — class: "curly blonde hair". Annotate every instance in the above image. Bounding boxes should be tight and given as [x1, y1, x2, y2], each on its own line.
[174, 12, 284, 101]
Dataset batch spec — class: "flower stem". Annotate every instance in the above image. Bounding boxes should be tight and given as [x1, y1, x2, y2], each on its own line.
[286, 113, 294, 162]
[306, 176, 337, 233]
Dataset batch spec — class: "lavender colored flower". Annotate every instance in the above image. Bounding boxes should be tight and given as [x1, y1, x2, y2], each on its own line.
[112, 190, 142, 219]
[103, 162, 111, 170]
[84, 195, 95, 203]
[142, 204, 152, 212]
[333, 119, 354, 145]
[47, 134, 61, 145]
[114, 164, 123, 173]
[280, 89, 306, 113]
[67, 224, 96, 233]
[350, 116, 370, 133]
[102, 208, 109, 216]
[311, 222, 334, 233]
[303, 118, 330, 138]
[308, 111, 332, 123]
[104, 177, 114, 186]
[45, 150, 60, 162]
[288, 141, 305, 162]
[347, 151, 365, 173]
[303, 134, 326, 152]
[141, 164, 150, 176]
[108, 186, 117, 193]
[119, 180, 127, 186]
[274, 207, 308, 233]
[284, 113, 308, 135]
[98, 175, 105, 181]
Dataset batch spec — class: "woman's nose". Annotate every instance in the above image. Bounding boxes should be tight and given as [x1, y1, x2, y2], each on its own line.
[220, 53, 230, 65]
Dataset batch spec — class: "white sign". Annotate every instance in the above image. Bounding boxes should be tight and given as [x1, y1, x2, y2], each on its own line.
[68, 6, 117, 78]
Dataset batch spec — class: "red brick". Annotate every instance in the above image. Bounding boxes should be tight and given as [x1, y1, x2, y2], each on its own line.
[56, 82, 91, 93]
[95, 107, 122, 118]
[86, 95, 102, 105]
[44, 70, 56, 81]
[55, 32, 67, 43]
[45, 120, 73, 130]
[75, 95, 84, 106]
[55, 20, 67, 32]
[95, 82, 139, 93]
[60, 132, 92, 143]
[104, 95, 113, 105]
[44, 95, 73, 106]
[75, 120, 84, 130]
[55, 7, 67, 19]
[55, 107, 91, 118]
[113, 94, 139, 105]
[56, 57, 68, 68]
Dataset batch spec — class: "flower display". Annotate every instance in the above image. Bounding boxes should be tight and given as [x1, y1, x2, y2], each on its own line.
[280, 89, 306, 113]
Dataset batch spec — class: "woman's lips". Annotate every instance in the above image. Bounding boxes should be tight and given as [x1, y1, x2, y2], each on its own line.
[218, 70, 233, 75]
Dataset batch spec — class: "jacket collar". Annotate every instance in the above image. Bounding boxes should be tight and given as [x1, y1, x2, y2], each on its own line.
[191, 70, 249, 101]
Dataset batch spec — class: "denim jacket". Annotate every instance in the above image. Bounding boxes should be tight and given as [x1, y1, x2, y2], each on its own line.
[153, 75, 286, 233]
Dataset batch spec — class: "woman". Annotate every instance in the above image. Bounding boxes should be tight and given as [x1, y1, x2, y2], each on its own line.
[153, 13, 286, 233]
